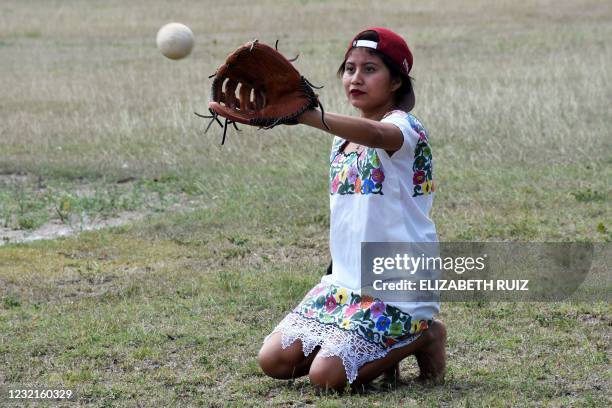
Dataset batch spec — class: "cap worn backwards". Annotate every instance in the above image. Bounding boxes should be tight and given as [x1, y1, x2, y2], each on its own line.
[345, 27, 413, 77]
[345, 27, 415, 111]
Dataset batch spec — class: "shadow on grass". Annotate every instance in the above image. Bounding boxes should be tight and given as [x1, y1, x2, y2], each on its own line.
[274, 370, 481, 399]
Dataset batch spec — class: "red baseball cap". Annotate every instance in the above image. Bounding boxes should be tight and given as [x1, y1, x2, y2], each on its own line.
[345, 27, 413, 76]
[344, 27, 415, 111]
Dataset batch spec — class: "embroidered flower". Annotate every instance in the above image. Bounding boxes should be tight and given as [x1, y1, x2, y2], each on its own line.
[335, 288, 349, 305]
[413, 170, 426, 185]
[419, 320, 429, 331]
[361, 179, 375, 195]
[344, 303, 360, 317]
[371, 168, 385, 184]
[360, 296, 374, 309]
[315, 296, 326, 309]
[305, 309, 315, 318]
[347, 166, 358, 184]
[325, 295, 337, 313]
[340, 318, 351, 330]
[376, 316, 391, 331]
[370, 301, 385, 318]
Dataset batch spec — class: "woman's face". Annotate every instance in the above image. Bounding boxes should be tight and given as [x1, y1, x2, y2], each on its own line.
[342, 47, 401, 118]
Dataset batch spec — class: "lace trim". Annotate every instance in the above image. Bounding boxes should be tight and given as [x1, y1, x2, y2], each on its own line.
[265, 312, 422, 383]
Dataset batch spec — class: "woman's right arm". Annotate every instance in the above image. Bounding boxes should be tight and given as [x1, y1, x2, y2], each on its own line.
[298, 109, 404, 152]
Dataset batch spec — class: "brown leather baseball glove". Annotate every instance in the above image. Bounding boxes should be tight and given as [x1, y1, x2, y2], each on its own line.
[196, 40, 328, 144]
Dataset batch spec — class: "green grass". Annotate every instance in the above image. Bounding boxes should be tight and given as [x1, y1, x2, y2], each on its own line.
[1, 0, 611, 406]
[1, 228, 609, 406]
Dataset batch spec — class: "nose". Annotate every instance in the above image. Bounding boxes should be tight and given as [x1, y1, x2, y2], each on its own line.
[350, 69, 363, 85]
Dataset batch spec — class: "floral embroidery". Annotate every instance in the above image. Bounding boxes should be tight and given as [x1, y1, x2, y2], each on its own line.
[325, 295, 337, 313]
[335, 287, 349, 305]
[408, 115, 434, 197]
[371, 168, 384, 184]
[347, 166, 358, 184]
[360, 295, 374, 309]
[370, 301, 385, 318]
[329, 138, 385, 195]
[296, 284, 431, 348]
[376, 316, 391, 331]
[350, 111, 434, 197]
[389, 321, 403, 336]
[345, 303, 360, 317]
[413, 170, 426, 185]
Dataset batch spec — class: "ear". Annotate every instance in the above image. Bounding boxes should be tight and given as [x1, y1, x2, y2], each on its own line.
[390, 76, 402, 93]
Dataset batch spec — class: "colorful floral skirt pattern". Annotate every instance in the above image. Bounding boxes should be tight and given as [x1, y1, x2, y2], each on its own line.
[266, 283, 433, 383]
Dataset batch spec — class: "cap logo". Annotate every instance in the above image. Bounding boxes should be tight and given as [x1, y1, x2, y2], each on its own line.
[352, 40, 378, 49]
[403, 58, 409, 73]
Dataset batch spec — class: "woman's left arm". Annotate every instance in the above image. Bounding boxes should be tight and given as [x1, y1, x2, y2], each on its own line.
[298, 109, 404, 151]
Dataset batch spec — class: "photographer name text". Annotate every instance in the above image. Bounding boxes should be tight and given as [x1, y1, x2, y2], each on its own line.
[372, 279, 529, 291]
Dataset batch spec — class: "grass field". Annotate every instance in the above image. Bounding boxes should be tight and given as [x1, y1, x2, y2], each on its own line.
[1, 0, 610, 406]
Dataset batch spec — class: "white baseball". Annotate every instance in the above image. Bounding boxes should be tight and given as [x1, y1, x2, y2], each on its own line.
[156, 23, 194, 60]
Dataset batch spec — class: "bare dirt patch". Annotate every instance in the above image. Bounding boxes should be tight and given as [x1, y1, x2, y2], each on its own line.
[0, 173, 207, 246]
[0, 210, 146, 245]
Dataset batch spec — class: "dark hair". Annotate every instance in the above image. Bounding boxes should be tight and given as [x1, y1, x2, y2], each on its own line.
[337, 30, 414, 107]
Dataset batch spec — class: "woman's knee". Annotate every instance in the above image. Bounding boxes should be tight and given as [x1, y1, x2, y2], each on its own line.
[257, 333, 308, 379]
[258, 346, 289, 379]
[308, 356, 348, 392]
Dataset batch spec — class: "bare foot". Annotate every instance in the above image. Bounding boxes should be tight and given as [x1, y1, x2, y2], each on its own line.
[414, 320, 447, 384]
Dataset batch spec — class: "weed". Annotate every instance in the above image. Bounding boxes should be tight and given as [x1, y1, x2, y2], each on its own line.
[572, 189, 608, 203]
[2, 295, 21, 309]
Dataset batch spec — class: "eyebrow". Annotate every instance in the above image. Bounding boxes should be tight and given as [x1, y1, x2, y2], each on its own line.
[345, 60, 380, 66]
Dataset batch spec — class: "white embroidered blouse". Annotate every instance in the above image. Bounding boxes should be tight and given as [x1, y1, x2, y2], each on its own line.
[321, 110, 439, 320]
